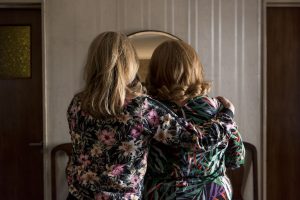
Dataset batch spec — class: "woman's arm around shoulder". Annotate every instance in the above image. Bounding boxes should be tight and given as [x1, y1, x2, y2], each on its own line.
[216, 96, 245, 169]
[141, 96, 243, 152]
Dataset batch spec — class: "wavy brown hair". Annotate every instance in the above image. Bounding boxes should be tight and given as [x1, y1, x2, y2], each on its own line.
[146, 40, 211, 104]
[79, 32, 143, 117]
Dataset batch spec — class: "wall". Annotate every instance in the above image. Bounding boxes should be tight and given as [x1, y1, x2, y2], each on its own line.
[0, 0, 262, 199]
[44, 1, 262, 199]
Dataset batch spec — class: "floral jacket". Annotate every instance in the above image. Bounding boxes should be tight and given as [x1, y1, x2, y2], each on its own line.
[66, 95, 234, 200]
[143, 96, 245, 200]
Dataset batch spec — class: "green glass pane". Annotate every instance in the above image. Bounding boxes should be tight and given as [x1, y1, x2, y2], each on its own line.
[0, 26, 31, 79]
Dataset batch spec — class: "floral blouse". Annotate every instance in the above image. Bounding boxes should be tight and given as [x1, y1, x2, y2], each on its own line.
[66, 95, 235, 200]
[143, 96, 245, 200]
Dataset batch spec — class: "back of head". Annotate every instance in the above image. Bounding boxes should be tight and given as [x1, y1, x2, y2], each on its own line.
[146, 40, 210, 103]
[80, 31, 143, 118]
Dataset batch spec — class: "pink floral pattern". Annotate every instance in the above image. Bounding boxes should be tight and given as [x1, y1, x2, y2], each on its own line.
[147, 109, 159, 126]
[106, 164, 125, 177]
[98, 130, 116, 146]
[66, 95, 233, 199]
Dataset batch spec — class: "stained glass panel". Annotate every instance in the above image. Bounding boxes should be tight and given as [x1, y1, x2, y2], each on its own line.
[0, 26, 31, 79]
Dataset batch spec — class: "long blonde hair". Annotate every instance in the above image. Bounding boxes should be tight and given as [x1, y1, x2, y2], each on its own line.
[80, 32, 143, 117]
[146, 40, 210, 103]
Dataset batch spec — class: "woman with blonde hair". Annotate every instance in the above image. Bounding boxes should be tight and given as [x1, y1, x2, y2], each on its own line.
[144, 40, 245, 199]
[66, 32, 236, 200]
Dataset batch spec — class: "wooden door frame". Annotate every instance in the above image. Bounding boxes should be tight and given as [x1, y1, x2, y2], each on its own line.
[0, 2, 46, 198]
[262, 1, 300, 200]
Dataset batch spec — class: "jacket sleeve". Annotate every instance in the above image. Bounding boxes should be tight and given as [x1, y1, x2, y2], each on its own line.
[223, 116, 245, 169]
[212, 97, 245, 168]
[142, 97, 236, 149]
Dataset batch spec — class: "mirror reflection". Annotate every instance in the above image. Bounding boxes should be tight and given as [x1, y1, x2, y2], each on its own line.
[128, 31, 179, 82]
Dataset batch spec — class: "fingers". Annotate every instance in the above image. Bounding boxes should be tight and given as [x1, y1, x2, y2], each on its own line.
[216, 96, 235, 115]
[216, 96, 231, 106]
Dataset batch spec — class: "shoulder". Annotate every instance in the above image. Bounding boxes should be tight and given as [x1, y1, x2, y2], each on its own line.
[128, 95, 179, 117]
[67, 94, 83, 116]
[68, 94, 81, 108]
[128, 95, 163, 109]
[186, 95, 221, 110]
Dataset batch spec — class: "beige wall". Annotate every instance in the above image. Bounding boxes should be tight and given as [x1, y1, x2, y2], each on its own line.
[44, 0, 262, 199]
[1, 0, 266, 199]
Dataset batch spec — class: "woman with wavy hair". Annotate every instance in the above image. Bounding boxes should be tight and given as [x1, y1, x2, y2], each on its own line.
[65, 32, 236, 200]
[144, 40, 245, 200]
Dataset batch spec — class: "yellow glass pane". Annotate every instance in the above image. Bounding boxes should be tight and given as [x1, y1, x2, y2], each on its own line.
[0, 26, 31, 78]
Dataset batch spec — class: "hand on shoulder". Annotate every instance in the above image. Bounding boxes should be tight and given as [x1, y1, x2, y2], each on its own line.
[216, 96, 235, 116]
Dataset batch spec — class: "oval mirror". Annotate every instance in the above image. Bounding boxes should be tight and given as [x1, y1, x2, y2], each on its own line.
[128, 31, 180, 82]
